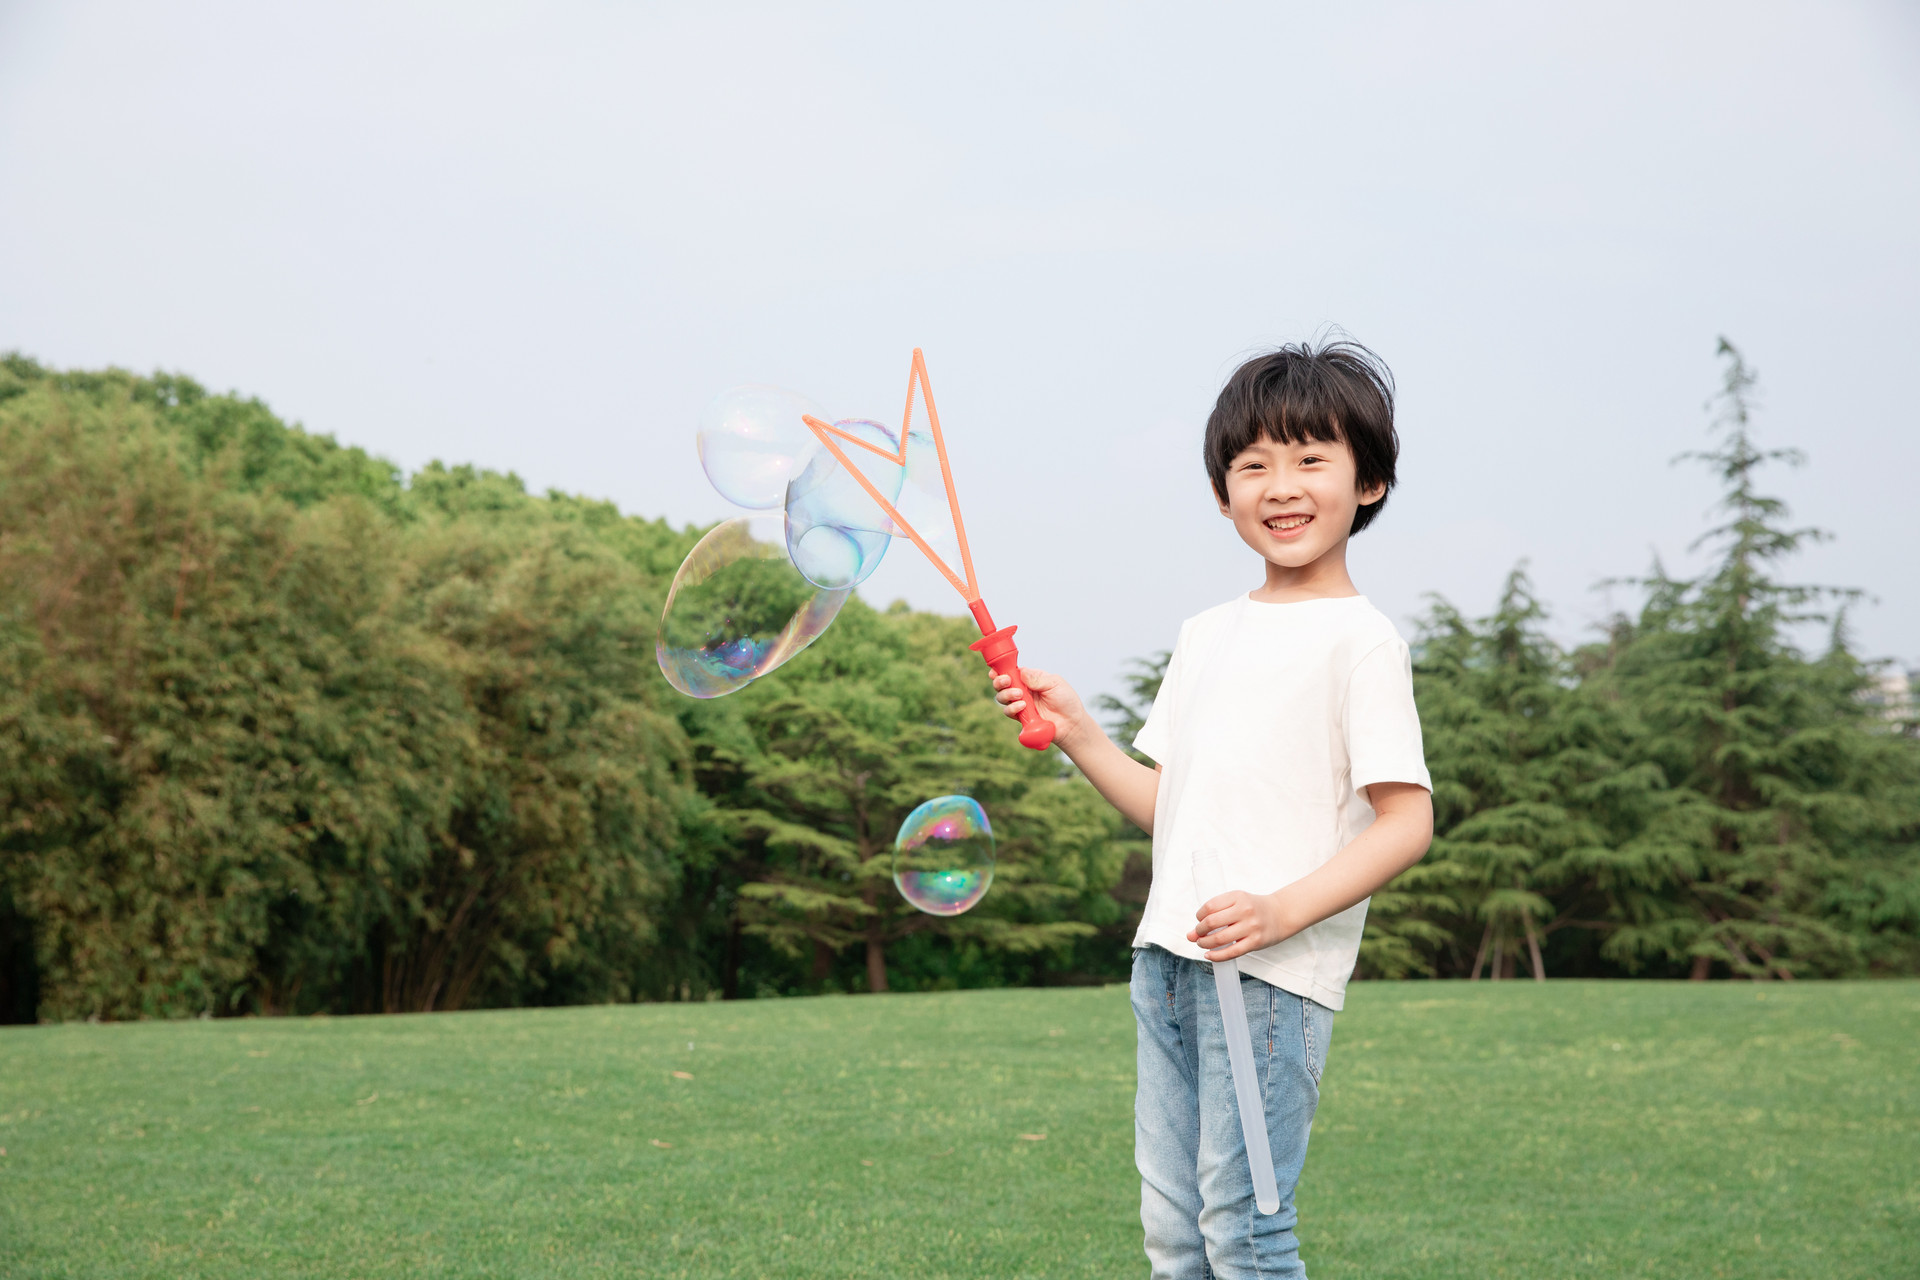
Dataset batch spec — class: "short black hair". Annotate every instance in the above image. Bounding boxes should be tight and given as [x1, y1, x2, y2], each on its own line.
[1203, 339, 1399, 535]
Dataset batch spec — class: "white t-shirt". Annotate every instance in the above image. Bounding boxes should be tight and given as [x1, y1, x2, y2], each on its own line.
[1131, 593, 1431, 1011]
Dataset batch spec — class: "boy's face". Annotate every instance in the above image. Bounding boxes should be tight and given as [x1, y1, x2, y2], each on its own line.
[1217, 433, 1385, 570]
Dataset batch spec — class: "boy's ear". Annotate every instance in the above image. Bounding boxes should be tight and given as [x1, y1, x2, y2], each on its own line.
[1357, 479, 1387, 507]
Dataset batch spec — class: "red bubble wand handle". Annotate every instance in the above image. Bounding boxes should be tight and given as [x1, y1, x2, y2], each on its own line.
[967, 600, 1056, 751]
[801, 349, 1054, 751]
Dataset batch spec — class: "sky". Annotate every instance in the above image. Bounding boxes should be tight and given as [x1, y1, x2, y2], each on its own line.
[3, 1, 1917, 701]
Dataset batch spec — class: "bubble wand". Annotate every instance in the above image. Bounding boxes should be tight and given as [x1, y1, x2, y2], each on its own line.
[800, 350, 1054, 751]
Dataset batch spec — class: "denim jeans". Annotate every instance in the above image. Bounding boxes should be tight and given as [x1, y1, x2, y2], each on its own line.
[1131, 944, 1335, 1280]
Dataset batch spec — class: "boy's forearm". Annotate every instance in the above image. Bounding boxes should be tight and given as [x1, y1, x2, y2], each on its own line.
[1190, 787, 1433, 962]
[1270, 799, 1431, 937]
[1059, 724, 1160, 834]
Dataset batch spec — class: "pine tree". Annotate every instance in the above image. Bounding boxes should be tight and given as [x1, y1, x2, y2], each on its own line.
[727, 600, 1118, 993]
[1094, 652, 1169, 761]
[1389, 568, 1623, 979]
[1581, 339, 1912, 978]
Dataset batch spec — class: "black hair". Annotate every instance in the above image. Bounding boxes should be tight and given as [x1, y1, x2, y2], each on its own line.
[1203, 339, 1398, 535]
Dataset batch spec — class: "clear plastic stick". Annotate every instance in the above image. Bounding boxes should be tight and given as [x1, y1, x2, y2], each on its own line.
[1192, 850, 1281, 1215]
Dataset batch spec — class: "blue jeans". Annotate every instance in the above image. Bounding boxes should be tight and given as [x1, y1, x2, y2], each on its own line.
[1132, 945, 1335, 1280]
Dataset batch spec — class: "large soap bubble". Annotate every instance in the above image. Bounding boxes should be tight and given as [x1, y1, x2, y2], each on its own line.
[783, 419, 906, 590]
[893, 795, 995, 916]
[887, 426, 961, 560]
[697, 385, 829, 509]
[657, 517, 851, 698]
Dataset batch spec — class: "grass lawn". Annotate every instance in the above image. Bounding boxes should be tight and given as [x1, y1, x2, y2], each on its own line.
[1, 981, 1914, 1279]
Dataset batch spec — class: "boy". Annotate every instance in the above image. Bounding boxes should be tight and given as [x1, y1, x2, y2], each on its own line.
[993, 340, 1432, 1279]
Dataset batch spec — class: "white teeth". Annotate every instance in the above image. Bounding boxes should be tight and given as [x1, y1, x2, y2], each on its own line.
[1268, 516, 1311, 530]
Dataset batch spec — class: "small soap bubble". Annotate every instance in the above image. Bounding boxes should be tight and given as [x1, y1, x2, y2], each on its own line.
[784, 419, 905, 589]
[697, 385, 830, 510]
[893, 795, 995, 916]
[656, 517, 851, 698]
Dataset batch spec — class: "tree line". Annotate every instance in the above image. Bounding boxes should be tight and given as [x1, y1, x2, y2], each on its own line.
[1390, 343, 1919, 980]
[0, 343, 1914, 1022]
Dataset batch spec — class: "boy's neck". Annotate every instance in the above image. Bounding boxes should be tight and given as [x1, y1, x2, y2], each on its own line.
[1248, 539, 1361, 604]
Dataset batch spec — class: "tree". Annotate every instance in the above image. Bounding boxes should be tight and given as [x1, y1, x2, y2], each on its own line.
[7, 342, 1915, 1019]
[1394, 569, 1629, 979]
[1578, 339, 1918, 979]
[727, 599, 1120, 993]
[1084, 651, 1167, 973]
[0, 364, 461, 1017]
[0, 358, 702, 1018]
[1095, 651, 1169, 761]
[360, 512, 690, 1012]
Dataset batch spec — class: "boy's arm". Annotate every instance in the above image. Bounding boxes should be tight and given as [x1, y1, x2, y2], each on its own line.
[1189, 782, 1433, 960]
[993, 667, 1160, 833]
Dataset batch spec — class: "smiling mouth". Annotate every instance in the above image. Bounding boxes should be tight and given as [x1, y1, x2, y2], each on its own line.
[1265, 514, 1313, 534]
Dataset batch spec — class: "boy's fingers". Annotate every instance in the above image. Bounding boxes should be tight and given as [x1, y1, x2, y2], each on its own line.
[1200, 919, 1259, 950]
[1205, 921, 1251, 951]
[1195, 902, 1246, 929]
[1203, 926, 1255, 954]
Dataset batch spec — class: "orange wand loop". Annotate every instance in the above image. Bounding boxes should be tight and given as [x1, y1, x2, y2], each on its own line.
[801, 350, 1054, 751]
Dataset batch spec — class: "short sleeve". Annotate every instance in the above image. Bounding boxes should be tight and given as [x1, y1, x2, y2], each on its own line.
[1130, 630, 1185, 766]
[1344, 639, 1431, 796]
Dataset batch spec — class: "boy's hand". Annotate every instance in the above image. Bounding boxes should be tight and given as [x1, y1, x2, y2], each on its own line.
[992, 667, 1094, 752]
[1189, 891, 1296, 961]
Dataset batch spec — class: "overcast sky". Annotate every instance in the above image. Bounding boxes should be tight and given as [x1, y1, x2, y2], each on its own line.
[3, 1, 1916, 701]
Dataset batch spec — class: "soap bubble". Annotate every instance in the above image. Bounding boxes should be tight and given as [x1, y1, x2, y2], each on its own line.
[697, 385, 829, 509]
[784, 419, 905, 590]
[656, 517, 851, 698]
[893, 795, 995, 916]
[887, 426, 962, 560]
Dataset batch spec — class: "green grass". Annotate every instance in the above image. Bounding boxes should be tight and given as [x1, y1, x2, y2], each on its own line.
[1, 982, 1915, 1279]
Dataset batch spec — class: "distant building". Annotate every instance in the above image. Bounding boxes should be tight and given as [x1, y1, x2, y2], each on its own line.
[1864, 667, 1916, 729]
